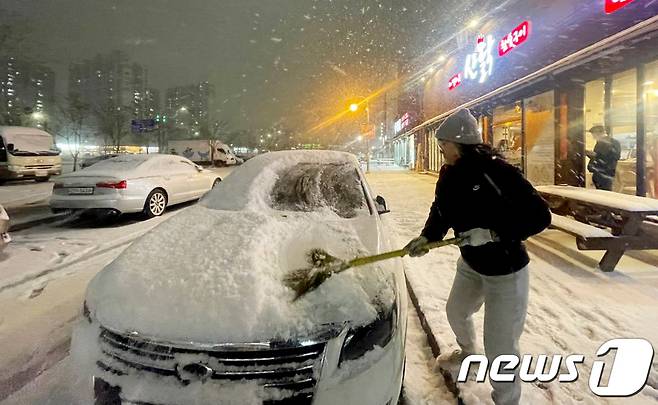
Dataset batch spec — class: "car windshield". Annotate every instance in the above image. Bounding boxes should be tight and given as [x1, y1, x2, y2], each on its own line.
[4, 133, 54, 153]
[272, 162, 367, 218]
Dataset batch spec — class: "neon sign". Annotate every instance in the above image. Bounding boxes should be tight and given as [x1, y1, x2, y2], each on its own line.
[464, 34, 494, 84]
[499, 21, 531, 56]
[448, 73, 462, 91]
[605, 0, 636, 14]
[394, 113, 411, 133]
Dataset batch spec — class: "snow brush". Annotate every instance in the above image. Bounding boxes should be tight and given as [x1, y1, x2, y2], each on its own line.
[284, 237, 463, 300]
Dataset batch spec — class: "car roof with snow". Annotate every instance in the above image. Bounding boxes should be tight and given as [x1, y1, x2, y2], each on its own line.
[0, 126, 54, 137]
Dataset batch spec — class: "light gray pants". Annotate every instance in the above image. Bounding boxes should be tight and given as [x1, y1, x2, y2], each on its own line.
[446, 257, 529, 405]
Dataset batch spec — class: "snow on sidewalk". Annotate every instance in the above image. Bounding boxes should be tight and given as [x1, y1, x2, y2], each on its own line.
[366, 170, 658, 405]
[0, 182, 53, 210]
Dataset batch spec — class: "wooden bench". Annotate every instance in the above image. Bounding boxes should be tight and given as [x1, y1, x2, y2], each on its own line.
[549, 213, 615, 251]
[537, 185, 658, 272]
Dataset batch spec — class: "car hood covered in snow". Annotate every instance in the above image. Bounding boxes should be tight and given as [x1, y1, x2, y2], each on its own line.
[86, 151, 396, 344]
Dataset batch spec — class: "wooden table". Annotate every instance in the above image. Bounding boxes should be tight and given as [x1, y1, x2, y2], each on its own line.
[536, 185, 658, 271]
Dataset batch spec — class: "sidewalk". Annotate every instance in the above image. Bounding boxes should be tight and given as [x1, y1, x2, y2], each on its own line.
[366, 170, 658, 405]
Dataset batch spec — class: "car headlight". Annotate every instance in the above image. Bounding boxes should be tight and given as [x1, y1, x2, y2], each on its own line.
[339, 298, 397, 364]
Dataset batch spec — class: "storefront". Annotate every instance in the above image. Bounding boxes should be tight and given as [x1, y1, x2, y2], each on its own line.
[400, 0, 658, 198]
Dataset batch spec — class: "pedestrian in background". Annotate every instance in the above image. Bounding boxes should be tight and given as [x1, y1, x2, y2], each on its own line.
[586, 125, 621, 191]
[404, 108, 551, 405]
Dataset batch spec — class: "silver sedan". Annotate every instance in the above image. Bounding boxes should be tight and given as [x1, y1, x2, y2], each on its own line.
[50, 154, 222, 218]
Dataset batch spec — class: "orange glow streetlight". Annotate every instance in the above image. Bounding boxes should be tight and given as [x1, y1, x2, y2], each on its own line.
[348, 99, 371, 173]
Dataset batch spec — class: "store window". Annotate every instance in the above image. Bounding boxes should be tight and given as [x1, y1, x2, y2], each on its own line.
[493, 103, 522, 169]
[584, 79, 605, 189]
[610, 68, 638, 195]
[428, 131, 441, 172]
[644, 60, 658, 199]
[524, 91, 555, 186]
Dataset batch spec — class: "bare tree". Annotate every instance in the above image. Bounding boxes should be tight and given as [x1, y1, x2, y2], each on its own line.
[56, 96, 91, 171]
[94, 102, 131, 153]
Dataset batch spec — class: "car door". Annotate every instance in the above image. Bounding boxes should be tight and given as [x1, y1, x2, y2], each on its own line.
[167, 158, 207, 201]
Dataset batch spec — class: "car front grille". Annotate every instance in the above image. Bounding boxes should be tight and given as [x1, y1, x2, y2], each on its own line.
[24, 164, 54, 170]
[97, 327, 325, 404]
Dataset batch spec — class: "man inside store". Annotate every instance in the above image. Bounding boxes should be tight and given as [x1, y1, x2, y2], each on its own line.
[586, 125, 621, 191]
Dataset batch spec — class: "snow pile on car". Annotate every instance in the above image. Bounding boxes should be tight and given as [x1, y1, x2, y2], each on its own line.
[86, 150, 396, 343]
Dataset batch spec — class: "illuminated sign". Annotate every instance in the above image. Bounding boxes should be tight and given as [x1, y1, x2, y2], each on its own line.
[464, 34, 494, 84]
[448, 73, 462, 91]
[498, 21, 531, 56]
[605, 0, 636, 14]
[394, 113, 411, 133]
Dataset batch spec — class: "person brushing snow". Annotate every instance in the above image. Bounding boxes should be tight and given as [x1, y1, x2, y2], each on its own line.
[404, 108, 551, 405]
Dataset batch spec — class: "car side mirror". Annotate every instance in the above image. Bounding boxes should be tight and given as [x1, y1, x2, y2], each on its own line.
[195, 165, 203, 172]
[375, 195, 390, 215]
[7, 143, 14, 152]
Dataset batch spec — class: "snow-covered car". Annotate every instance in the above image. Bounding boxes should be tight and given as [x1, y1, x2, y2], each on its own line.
[72, 150, 407, 405]
[80, 154, 119, 169]
[0, 204, 10, 251]
[50, 154, 222, 218]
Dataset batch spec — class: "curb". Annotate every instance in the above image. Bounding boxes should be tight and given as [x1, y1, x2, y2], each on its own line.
[405, 275, 465, 404]
[8, 213, 68, 232]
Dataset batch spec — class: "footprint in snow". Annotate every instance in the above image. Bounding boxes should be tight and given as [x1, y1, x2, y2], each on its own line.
[51, 251, 70, 264]
[29, 246, 43, 252]
[27, 282, 48, 299]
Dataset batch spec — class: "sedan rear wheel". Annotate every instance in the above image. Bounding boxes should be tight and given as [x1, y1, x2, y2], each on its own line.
[144, 189, 167, 218]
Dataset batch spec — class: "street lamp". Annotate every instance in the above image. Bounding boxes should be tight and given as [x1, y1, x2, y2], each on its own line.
[348, 100, 371, 173]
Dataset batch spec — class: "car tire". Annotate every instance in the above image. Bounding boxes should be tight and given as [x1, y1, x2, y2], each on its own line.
[35, 176, 50, 183]
[143, 189, 167, 218]
[212, 178, 222, 188]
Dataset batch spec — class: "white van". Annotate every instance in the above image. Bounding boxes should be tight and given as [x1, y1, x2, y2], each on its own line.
[0, 126, 62, 183]
[168, 139, 241, 166]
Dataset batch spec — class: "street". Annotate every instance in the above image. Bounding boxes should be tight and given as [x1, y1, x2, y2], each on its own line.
[2, 168, 658, 404]
[0, 167, 456, 404]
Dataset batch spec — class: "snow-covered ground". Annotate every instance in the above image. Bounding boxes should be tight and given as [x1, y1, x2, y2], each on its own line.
[8, 166, 656, 404]
[0, 161, 457, 404]
[366, 170, 658, 405]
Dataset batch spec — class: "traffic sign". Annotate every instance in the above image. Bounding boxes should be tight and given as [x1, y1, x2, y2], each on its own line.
[131, 119, 158, 134]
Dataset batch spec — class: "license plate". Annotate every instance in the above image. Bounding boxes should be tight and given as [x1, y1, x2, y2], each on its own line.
[68, 187, 94, 195]
[35, 170, 48, 177]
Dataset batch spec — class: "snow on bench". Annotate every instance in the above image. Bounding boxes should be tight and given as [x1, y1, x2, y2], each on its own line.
[549, 213, 613, 239]
[537, 185, 658, 213]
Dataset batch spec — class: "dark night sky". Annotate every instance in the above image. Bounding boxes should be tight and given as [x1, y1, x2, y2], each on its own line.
[3, 0, 429, 132]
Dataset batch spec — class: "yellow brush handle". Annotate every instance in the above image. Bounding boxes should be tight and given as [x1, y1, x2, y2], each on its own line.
[340, 237, 463, 272]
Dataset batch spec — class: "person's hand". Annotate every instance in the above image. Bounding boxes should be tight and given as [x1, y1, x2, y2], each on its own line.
[404, 235, 429, 257]
[458, 228, 498, 247]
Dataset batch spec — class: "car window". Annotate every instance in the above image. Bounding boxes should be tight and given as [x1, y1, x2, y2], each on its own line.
[271, 162, 367, 218]
[178, 160, 199, 172]
[90, 156, 149, 171]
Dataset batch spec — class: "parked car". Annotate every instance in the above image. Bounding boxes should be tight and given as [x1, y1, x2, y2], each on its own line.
[0, 204, 10, 252]
[80, 154, 119, 170]
[50, 154, 222, 218]
[72, 150, 406, 405]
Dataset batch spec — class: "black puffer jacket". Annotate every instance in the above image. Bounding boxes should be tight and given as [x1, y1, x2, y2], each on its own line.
[421, 154, 551, 276]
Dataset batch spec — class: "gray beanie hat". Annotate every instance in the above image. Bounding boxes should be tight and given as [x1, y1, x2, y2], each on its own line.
[435, 108, 482, 145]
